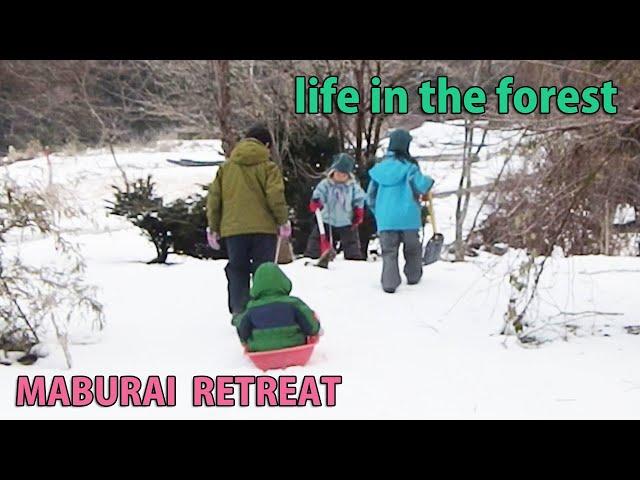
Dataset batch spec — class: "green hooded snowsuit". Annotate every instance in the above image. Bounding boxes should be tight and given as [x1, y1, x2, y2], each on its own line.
[233, 262, 321, 352]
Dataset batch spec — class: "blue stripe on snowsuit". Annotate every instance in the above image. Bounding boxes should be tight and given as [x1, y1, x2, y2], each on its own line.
[237, 302, 317, 342]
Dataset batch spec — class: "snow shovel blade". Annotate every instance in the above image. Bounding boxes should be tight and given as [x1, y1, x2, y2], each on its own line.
[423, 233, 444, 265]
[316, 248, 337, 269]
[276, 236, 294, 265]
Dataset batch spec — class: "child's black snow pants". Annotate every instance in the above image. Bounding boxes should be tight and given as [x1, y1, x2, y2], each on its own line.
[304, 224, 363, 260]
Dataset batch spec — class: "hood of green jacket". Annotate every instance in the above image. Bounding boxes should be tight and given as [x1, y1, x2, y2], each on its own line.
[250, 262, 292, 300]
[230, 138, 270, 166]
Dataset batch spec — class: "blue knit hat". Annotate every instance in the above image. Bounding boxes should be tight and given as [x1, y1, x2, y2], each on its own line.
[329, 153, 355, 174]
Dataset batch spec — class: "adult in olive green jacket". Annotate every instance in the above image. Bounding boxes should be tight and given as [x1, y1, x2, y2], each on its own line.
[206, 138, 289, 238]
[206, 124, 291, 315]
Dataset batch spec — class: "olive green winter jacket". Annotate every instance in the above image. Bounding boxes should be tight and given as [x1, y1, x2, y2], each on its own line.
[206, 139, 289, 238]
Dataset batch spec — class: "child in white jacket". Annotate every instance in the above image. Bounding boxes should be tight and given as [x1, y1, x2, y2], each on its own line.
[304, 153, 366, 260]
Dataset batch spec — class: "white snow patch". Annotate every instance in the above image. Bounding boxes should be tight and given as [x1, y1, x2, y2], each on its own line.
[2, 128, 639, 419]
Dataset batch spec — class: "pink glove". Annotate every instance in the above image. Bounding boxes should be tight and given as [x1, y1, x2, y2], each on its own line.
[206, 228, 220, 250]
[278, 221, 292, 239]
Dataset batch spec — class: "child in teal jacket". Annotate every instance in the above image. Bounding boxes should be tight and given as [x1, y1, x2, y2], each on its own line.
[367, 129, 434, 293]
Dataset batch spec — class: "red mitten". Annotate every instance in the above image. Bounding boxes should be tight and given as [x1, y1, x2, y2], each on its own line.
[351, 207, 364, 230]
[309, 199, 323, 213]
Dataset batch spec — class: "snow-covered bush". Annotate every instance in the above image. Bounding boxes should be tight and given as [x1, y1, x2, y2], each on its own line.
[501, 250, 538, 341]
[0, 174, 104, 367]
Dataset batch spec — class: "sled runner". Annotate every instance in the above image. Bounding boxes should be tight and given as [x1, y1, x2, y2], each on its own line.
[245, 336, 319, 371]
[422, 191, 444, 265]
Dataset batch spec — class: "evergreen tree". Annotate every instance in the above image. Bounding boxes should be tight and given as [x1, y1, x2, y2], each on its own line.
[107, 176, 226, 264]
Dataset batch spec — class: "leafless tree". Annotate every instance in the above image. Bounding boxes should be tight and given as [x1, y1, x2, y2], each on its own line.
[0, 174, 104, 367]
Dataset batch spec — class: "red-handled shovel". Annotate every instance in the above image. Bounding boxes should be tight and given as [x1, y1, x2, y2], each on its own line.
[315, 208, 336, 268]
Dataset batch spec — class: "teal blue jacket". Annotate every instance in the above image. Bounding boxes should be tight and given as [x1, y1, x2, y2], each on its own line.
[367, 153, 434, 232]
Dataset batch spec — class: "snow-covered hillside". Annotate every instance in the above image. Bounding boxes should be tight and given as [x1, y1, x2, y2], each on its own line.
[2, 124, 639, 419]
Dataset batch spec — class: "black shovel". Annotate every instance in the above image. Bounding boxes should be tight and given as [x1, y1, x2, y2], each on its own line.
[422, 191, 444, 265]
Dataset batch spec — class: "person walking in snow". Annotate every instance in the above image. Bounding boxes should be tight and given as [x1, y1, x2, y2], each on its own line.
[233, 262, 322, 352]
[304, 153, 366, 260]
[206, 123, 291, 316]
[367, 129, 434, 293]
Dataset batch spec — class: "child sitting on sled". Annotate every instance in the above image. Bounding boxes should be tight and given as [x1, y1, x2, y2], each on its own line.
[232, 262, 322, 352]
[304, 153, 367, 260]
[367, 129, 435, 294]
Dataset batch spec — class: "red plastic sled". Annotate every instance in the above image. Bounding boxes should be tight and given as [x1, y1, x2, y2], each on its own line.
[245, 336, 319, 371]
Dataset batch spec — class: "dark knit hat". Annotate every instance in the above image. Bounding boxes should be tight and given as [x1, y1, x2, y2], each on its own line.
[330, 153, 355, 174]
[245, 123, 272, 146]
[388, 129, 413, 159]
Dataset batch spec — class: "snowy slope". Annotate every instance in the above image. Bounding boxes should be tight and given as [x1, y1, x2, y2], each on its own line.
[2, 126, 640, 419]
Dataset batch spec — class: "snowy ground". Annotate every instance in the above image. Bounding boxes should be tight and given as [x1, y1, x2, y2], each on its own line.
[2, 124, 640, 419]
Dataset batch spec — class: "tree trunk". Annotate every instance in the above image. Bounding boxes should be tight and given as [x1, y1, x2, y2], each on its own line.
[149, 234, 170, 264]
[353, 61, 366, 164]
[211, 60, 235, 156]
[454, 122, 472, 261]
[604, 198, 610, 255]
